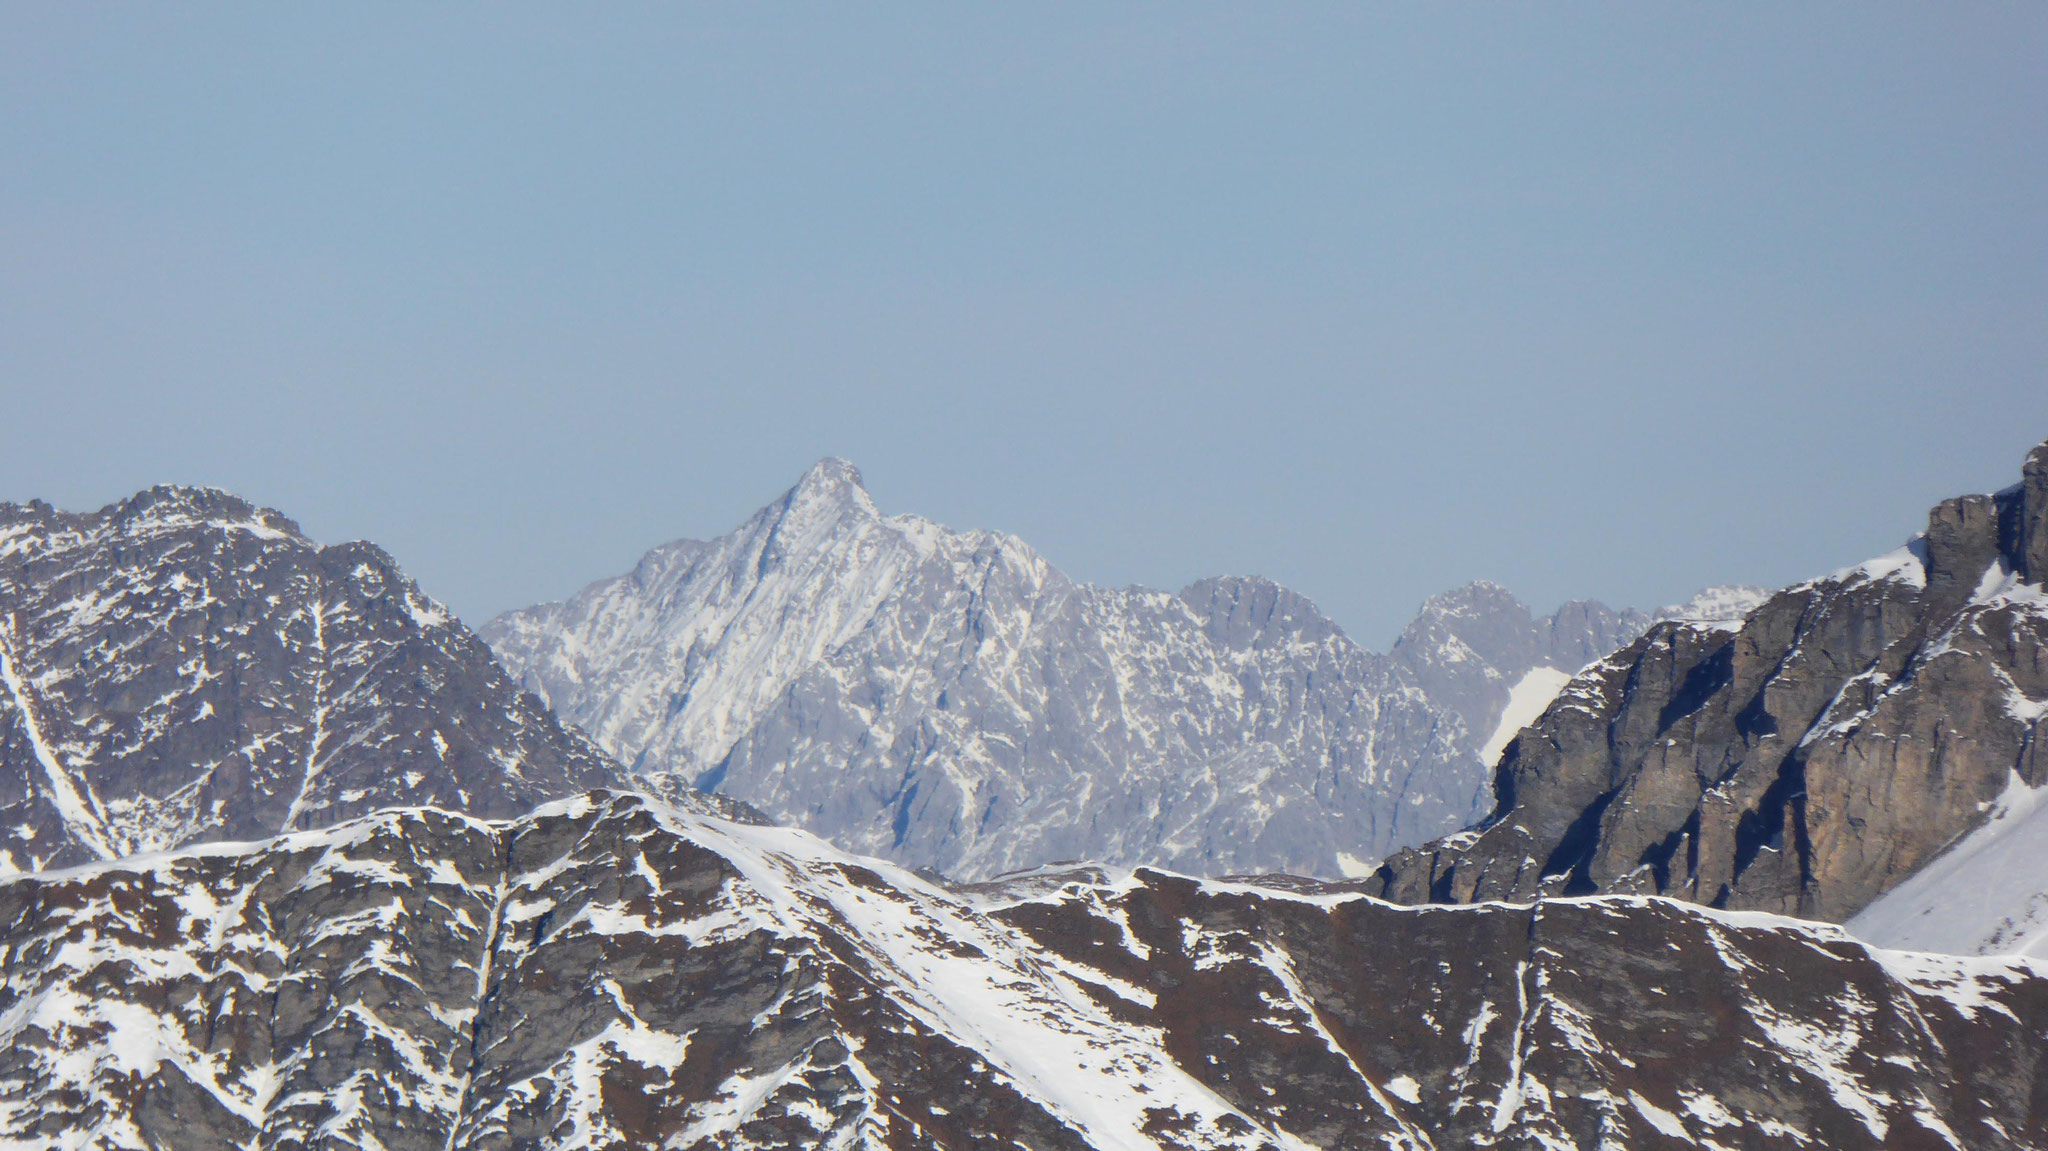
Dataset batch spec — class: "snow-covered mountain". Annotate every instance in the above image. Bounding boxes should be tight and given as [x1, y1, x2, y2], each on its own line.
[1374, 438, 2048, 939]
[0, 486, 634, 870]
[484, 461, 1658, 881]
[4, 788, 2038, 1150]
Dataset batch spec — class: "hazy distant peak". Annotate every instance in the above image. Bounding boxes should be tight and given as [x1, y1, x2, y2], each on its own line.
[779, 457, 876, 518]
[1653, 585, 1774, 627]
[0, 484, 307, 548]
[1178, 574, 1343, 649]
[1412, 580, 1534, 625]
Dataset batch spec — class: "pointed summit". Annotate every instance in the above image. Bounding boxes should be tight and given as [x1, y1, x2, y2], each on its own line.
[779, 457, 878, 520]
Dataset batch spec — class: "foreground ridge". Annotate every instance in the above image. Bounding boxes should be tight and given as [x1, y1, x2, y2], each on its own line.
[0, 790, 2039, 1149]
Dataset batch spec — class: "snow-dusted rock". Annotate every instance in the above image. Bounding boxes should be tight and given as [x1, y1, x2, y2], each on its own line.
[485, 462, 1648, 881]
[0, 790, 2038, 1150]
[0, 486, 630, 871]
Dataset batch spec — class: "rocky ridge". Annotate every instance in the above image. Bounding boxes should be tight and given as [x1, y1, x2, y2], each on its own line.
[0, 486, 634, 871]
[3, 789, 2040, 1150]
[1371, 438, 2048, 932]
[484, 461, 1657, 881]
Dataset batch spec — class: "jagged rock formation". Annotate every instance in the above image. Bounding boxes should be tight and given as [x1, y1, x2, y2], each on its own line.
[1372, 439, 2048, 929]
[0, 486, 628, 871]
[484, 461, 1651, 881]
[2, 790, 2037, 1150]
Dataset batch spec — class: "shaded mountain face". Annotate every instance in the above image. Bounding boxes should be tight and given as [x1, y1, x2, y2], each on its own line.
[3, 791, 2038, 1151]
[484, 462, 1652, 881]
[0, 487, 626, 871]
[1371, 439, 2048, 932]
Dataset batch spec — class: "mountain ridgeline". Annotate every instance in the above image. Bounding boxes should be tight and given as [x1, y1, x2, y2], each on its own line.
[1372, 439, 2048, 939]
[484, 460, 1664, 882]
[5, 791, 2040, 1151]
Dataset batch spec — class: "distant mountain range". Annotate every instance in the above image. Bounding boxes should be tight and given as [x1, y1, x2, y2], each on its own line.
[484, 460, 1752, 880]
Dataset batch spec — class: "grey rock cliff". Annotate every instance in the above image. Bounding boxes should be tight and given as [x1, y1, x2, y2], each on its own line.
[0, 486, 628, 870]
[1371, 437, 2048, 925]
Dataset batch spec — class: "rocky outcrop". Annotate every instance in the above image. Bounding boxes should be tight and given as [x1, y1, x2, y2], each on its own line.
[1371, 437, 2048, 925]
[0, 486, 629, 870]
[484, 461, 1655, 881]
[3, 790, 2039, 1149]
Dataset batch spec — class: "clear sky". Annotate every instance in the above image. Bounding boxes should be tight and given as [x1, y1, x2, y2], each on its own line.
[4, 5, 2045, 646]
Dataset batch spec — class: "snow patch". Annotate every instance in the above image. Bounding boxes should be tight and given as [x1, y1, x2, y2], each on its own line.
[1849, 771, 2048, 958]
[1480, 666, 1573, 766]
[1333, 851, 1377, 879]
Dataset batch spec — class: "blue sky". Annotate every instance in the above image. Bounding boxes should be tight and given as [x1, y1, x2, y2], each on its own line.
[4, 5, 2045, 644]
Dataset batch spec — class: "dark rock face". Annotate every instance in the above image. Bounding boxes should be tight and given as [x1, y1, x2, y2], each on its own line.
[0, 792, 2037, 1149]
[2019, 440, 2048, 582]
[1371, 438, 2048, 924]
[0, 486, 625, 870]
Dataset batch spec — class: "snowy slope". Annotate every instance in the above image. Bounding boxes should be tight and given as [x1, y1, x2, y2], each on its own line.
[2, 789, 2039, 1150]
[0, 486, 627, 871]
[1849, 770, 2048, 957]
[485, 463, 1657, 881]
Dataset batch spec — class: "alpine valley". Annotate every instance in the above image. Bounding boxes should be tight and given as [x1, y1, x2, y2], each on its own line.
[0, 439, 2044, 1150]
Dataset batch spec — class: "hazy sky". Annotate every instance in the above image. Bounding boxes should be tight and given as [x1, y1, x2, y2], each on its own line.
[4, 5, 2045, 646]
